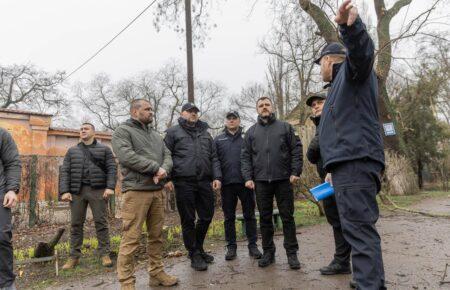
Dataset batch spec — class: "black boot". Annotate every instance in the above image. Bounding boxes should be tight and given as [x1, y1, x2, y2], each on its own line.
[225, 246, 237, 261]
[258, 252, 275, 267]
[190, 252, 208, 271]
[287, 253, 301, 270]
[248, 245, 262, 259]
[320, 261, 351, 275]
[200, 250, 214, 264]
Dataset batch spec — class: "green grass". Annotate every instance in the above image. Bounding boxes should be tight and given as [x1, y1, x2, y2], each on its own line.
[379, 190, 449, 209]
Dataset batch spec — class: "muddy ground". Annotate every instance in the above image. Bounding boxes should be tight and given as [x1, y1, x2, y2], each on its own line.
[35, 196, 450, 290]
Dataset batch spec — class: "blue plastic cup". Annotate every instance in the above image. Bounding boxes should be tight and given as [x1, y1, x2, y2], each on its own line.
[309, 182, 334, 201]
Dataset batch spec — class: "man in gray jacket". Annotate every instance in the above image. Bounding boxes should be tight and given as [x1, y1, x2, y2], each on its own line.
[112, 99, 178, 290]
[0, 128, 21, 290]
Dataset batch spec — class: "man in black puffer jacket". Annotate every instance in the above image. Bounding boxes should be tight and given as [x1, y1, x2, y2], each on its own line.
[241, 96, 303, 270]
[164, 103, 222, 271]
[214, 111, 262, 261]
[306, 92, 351, 276]
[316, 2, 386, 289]
[0, 128, 21, 290]
[59, 122, 117, 270]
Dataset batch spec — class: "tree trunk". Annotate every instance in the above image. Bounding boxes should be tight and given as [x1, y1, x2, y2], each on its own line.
[417, 159, 423, 189]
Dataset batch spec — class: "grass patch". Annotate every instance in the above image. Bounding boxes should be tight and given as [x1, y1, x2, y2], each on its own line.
[379, 190, 449, 209]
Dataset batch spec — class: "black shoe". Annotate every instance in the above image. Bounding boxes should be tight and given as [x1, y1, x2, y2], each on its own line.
[349, 279, 357, 288]
[258, 252, 275, 267]
[191, 252, 208, 271]
[200, 250, 214, 263]
[225, 246, 237, 261]
[320, 262, 351, 275]
[287, 254, 301, 270]
[248, 246, 262, 259]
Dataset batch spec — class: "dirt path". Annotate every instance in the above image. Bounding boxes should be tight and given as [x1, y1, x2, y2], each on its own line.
[46, 196, 450, 290]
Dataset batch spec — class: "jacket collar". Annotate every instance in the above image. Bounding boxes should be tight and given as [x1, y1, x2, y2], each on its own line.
[257, 113, 276, 126]
[178, 117, 209, 132]
[224, 127, 242, 138]
[126, 118, 150, 131]
[331, 62, 343, 83]
[78, 138, 97, 147]
[309, 115, 321, 127]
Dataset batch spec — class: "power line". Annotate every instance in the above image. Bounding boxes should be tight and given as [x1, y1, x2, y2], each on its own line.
[64, 0, 159, 81]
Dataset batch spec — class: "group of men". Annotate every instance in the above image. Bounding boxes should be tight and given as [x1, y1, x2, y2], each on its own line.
[0, 2, 386, 290]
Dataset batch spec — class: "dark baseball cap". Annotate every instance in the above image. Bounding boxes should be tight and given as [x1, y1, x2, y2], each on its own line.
[314, 42, 346, 65]
[306, 92, 327, 107]
[226, 111, 240, 119]
[181, 102, 199, 112]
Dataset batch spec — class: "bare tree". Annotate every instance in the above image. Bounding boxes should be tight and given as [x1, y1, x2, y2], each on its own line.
[231, 82, 267, 126]
[0, 64, 66, 114]
[296, 0, 446, 153]
[74, 73, 129, 131]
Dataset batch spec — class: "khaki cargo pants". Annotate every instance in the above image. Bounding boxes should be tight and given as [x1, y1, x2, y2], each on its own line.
[117, 190, 164, 286]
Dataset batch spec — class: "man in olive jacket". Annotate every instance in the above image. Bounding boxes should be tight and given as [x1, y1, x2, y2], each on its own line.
[0, 128, 21, 290]
[59, 122, 117, 270]
[112, 99, 178, 290]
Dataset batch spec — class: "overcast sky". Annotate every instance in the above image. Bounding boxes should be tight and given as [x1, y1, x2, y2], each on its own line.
[0, 0, 447, 96]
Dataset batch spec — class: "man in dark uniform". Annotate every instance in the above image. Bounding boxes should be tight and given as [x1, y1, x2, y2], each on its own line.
[306, 92, 351, 275]
[214, 111, 262, 261]
[316, 1, 386, 289]
[164, 103, 222, 271]
[241, 96, 303, 270]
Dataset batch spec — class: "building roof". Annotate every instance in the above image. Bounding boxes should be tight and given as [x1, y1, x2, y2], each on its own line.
[0, 108, 53, 117]
[49, 127, 112, 137]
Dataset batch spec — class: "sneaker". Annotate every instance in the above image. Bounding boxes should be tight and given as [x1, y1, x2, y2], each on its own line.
[62, 257, 79, 270]
[101, 255, 113, 267]
[191, 252, 208, 271]
[349, 279, 357, 288]
[149, 270, 179, 287]
[319, 262, 351, 275]
[248, 246, 262, 259]
[225, 246, 237, 261]
[200, 250, 214, 263]
[258, 252, 275, 267]
[287, 254, 301, 270]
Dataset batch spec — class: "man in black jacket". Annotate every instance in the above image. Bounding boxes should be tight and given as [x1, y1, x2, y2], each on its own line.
[59, 123, 117, 270]
[164, 103, 222, 271]
[214, 111, 262, 261]
[241, 96, 303, 269]
[316, 1, 386, 289]
[0, 128, 21, 290]
[306, 92, 351, 275]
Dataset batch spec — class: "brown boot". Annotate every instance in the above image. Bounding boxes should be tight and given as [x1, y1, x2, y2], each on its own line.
[120, 283, 135, 290]
[101, 255, 113, 267]
[62, 257, 79, 270]
[149, 271, 179, 287]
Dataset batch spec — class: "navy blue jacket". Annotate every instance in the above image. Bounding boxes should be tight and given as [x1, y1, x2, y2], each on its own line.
[241, 114, 303, 182]
[318, 17, 385, 171]
[214, 127, 245, 186]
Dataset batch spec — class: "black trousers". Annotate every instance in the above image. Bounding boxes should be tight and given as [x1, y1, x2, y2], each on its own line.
[330, 159, 386, 290]
[323, 195, 351, 266]
[255, 180, 298, 255]
[174, 180, 215, 255]
[221, 184, 257, 248]
[0, 194, 15, 288]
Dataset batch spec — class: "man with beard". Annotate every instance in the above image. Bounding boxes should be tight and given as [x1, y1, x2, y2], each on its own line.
[113, 99, 178, 290]
[241, 96, 303, 269]
[164, 103, 222, 271]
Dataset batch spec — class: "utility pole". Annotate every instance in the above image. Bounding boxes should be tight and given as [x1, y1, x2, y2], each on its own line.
[185, 0, 194, 103]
